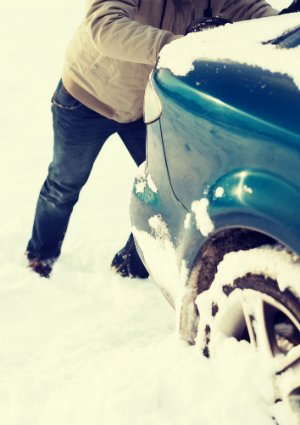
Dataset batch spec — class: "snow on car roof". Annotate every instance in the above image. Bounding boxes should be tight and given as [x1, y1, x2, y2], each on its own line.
[158, 14, 300, 90]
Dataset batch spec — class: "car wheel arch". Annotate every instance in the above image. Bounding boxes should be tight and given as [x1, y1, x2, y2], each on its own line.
[179, 168, 300, 272]
[179, 227, 278, 344]
[206, 168, 300, 247]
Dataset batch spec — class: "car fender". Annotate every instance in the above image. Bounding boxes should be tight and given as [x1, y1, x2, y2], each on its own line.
[210, 168, 300, 251]
[181, 168, 300, 271]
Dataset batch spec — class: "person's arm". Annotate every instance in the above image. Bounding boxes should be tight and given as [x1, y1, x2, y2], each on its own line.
[221, 0, 278, 21]
[85, 0, 179, 65]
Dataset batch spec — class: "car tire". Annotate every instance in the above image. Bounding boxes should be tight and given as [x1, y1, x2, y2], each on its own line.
[195, 244, 300, 424]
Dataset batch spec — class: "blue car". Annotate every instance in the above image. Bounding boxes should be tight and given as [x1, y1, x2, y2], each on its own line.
[130, 14, 300, 422]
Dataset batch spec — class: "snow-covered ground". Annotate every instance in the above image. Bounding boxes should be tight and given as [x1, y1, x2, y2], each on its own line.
[0, 1, 296, 424]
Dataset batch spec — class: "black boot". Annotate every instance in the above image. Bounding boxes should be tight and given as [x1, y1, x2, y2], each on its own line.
[27, 253, 55, 278]
[111, 234, 149, 279]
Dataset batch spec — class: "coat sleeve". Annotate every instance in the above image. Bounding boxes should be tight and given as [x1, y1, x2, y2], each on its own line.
[85, 0, 179, 65]
[220, 0, 278, 21]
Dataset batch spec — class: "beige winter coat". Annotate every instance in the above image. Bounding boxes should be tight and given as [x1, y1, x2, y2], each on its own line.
[62, 0, 277, 123]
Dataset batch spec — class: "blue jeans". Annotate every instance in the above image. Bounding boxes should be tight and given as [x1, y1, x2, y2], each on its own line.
[27, 80, 146, 261]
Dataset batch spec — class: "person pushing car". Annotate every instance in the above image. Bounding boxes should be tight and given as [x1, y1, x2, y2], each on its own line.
[26, 0, 300, 278]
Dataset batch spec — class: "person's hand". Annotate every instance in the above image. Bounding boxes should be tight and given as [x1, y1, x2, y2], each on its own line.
[279, 0, 300, 14]
[185, 16, 232, 35]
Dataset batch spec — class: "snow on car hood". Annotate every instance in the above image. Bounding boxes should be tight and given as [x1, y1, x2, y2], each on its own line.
[158, 14, 300, 90]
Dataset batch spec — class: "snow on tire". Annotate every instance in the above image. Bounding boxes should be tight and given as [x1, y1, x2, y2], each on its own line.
[196, 244, 300, 425]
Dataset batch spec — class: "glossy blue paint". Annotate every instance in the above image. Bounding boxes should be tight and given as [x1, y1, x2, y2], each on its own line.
[208, 169, 300, 251]
[266, 24, 300, 49]
[130, 23, 300, 279]
[130, 119, 187, 247]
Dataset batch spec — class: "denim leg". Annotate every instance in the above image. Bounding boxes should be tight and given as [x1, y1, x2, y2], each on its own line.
[118, 118, 146, 166]
[27, 82, 118, 260]
[113, 118, 149, 277]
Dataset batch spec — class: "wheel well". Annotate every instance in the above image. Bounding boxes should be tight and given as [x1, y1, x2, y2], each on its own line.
[179, 228, 278, 344]
[192, 228, 277, 296]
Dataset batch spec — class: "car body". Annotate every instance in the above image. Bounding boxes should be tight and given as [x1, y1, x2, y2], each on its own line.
[130, 14, 300, 423]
